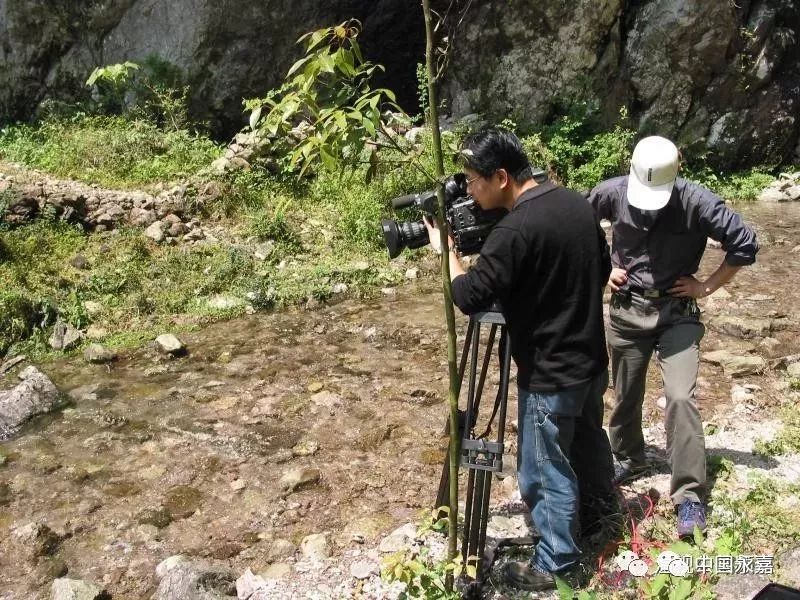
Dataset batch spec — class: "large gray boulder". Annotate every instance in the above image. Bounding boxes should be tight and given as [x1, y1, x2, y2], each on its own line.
[0, 366, 62, 440]
[152, 562, 237, 600]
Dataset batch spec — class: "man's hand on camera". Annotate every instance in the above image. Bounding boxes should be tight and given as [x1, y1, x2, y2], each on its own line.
[423, 216, 455, 255]
[608, 268, 628, 292]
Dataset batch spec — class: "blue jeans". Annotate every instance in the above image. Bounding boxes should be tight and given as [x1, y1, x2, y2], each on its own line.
[517, 370, 614, 574]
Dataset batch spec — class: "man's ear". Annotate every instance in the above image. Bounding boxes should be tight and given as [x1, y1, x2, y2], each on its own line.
[497, 168, 510, 189]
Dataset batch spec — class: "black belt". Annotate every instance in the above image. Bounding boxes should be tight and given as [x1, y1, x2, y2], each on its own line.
[621, 286, 672, 299]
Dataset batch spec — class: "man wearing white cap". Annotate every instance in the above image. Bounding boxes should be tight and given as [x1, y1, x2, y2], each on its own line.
[588, 136, 759, 537]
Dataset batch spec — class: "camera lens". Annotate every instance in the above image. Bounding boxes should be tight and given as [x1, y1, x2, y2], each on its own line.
[381, 219, 429, 258]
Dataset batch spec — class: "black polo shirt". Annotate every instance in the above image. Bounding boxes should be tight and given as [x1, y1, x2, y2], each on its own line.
[452, 181, 611, 392]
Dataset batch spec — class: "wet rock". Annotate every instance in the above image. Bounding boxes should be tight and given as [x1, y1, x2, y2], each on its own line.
[300, 533, 329, 560]
[350, 560, 378, 579]
[155, 555, 190, 579]
[130, 206, 156, 227]
[291, 439, 319, 457]
[208, 295, 245, 311]
[69, 254, 89, 270]
[0, 354, 27, 375]
[708, 316, 776, 338]
[51, 578, 108, 600]
[13, 521, 62, 558]
[0, 481, 11, 505]
[208, 540, 244, 559]
[168, 221, 187, 237]
[260, 563, 293, 580]
[310, 390, 341, 409]
[713, 573, 770, 600]
[32, 556, 68, 586]
[145, 221, 166, 243]
[746, 294, 775, 302]
[162, 485, 203, 519]
[84, 344, 117, 364]
[280, 467, 321, 492]
[155, 334, 186, 356]
[136, 506, 173, 529]
[759, 337, 782, 355]
[49, 319, 83, 351]
[153, 562, 237, 600]
[777, 547, 800, 588]
[379, 523, 417, 553]
[0, 366, 62, 439]
[356, 424, 394, 451]
[731, 384, 756, 403]
[265, 538, 297, 562]
[702, 350, 766, 377]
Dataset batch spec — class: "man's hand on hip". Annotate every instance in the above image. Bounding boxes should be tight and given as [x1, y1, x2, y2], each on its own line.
[668, 275, 711, 298]
[607, 268, 628, 292]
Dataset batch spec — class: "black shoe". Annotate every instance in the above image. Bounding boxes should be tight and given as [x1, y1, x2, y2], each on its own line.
[580, 493, 623, 538]
[504, 561, 556, 592]
[613, 461, 649, 485]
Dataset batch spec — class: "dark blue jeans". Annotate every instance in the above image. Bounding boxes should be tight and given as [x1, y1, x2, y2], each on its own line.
[517, 370, 614, 574]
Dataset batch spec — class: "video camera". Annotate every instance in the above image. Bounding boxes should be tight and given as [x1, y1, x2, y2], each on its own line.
[381, 169, 547, 259]
[381, 174, 505, 259]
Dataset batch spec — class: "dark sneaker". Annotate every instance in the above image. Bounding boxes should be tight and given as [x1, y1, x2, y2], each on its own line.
[613, 461, 649, 485]
[504, 561, 556, 592]
[676, 500, 706, 538]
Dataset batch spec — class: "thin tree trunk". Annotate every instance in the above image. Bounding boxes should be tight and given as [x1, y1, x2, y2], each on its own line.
[421, 0, 461, 583]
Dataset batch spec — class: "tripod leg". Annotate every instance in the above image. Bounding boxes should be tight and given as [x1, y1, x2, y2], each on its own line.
[461, 467, 477, 560]
[476, 473, 492, 579]
[434, 317, 477, 514]
[465, 468, 485, 563]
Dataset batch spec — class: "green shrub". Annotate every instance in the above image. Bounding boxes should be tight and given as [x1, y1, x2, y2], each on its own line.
[0, 116, 220, 188]
[519, 103, 634, 191]
[0, 291, 39, 356]
[682, 164, 775, 202]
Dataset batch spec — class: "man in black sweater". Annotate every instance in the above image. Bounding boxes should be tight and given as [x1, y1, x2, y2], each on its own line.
[425, 128, 614, 591]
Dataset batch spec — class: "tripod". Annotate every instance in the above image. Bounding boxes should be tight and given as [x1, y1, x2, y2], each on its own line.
[434, 309, 512, 582]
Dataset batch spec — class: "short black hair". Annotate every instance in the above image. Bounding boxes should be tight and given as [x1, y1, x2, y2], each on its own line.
[459, 127, 533, 184]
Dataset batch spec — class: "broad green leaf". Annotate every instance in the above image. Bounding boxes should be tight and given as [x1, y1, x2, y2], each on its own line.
[287, 56, 312, 77]
[362, 116, 376, 137]
[670, 577, 694, 600]
[249, 106, 262, 131]
[319, 147, 336, 170]
[650, 573, 669, 595]
[554, 576, 574, 600]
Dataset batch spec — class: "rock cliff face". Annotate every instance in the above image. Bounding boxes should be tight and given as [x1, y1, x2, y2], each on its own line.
[1, 0, 798, 168]
[0, 0, 424, 135]
[440, 0, 800, 169]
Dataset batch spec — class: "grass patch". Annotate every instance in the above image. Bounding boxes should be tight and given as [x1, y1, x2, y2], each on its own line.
[0, 115, 221, 189]
[753, 403, 800, 457]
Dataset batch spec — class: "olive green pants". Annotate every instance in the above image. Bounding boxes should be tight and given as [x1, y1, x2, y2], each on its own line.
[607, 291, 706, 505]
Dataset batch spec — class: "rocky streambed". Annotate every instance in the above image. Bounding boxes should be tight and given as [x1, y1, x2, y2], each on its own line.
[0, 203, 799, 599]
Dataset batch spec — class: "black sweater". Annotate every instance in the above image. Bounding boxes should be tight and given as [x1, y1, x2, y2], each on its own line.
[452, 181, 610, 391]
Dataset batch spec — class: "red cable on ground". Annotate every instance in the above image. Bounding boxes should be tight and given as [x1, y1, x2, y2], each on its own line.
[596, 485, 667, 590]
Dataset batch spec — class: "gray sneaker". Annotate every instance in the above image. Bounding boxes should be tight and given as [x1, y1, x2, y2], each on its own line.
[613, 461, 649, 485]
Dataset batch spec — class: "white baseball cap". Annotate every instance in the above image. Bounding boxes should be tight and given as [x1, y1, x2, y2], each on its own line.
[627, 136, 679, 210]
